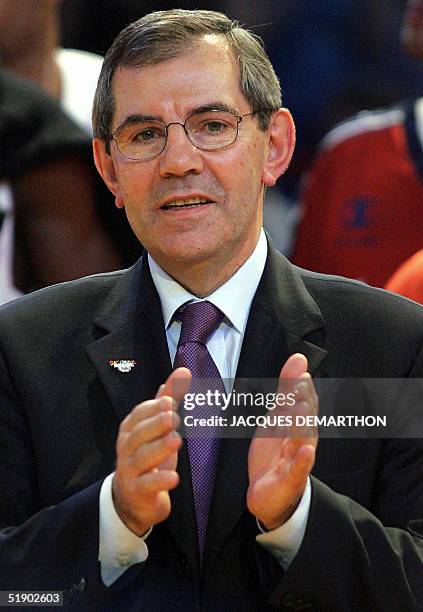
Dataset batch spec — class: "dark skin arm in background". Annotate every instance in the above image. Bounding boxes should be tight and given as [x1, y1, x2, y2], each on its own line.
[10, 154, 123, 293]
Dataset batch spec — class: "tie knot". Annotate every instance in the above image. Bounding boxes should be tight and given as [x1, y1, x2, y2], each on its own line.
[177, 301, 224, 345]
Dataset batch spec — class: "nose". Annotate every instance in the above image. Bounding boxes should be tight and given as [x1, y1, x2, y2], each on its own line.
[159, 123, 204, 178]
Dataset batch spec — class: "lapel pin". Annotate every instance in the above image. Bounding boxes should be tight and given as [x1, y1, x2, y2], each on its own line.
[109, 360, 137, 373]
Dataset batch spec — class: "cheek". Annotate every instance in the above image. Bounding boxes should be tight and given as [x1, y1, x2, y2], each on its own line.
[117, 166, 151, 207]
[225, 147, 262, 188]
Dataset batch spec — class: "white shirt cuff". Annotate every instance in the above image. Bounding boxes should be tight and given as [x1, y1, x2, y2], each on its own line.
[255, 478, 311, 569]
[98, 473, 152, 586]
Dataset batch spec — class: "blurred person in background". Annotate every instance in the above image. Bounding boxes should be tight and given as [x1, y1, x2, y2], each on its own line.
[385, 248, 423, 301]
[0, 0, 137, 304]
[383, 2, 423, 303]
[0, 0, 102, 133]
[292, 0, 423, 287]
[0, 70, 122, 304]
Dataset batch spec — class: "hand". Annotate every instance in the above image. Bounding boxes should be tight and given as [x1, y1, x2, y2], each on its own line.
[112, 367, 191, 536]
[247, 353, 318, 530]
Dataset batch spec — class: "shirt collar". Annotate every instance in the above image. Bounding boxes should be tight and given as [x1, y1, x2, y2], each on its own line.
[148, 228, 268, 334]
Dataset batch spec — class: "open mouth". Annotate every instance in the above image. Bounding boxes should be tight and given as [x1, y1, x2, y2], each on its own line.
[161, 197, 213, 210]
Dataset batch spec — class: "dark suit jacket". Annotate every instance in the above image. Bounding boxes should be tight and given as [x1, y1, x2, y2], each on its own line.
[0, 245, 422, 611]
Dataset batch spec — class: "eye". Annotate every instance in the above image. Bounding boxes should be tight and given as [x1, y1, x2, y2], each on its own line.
[192, 119, 233, 138]
[203, 120, 228, 133]
[132, 126, 164, 143]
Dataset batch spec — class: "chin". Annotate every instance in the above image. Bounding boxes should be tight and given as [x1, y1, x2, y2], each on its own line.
[167, 246, 216, 266]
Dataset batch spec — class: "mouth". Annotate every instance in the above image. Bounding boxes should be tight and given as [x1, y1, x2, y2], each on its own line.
[160, 197, 214, 210]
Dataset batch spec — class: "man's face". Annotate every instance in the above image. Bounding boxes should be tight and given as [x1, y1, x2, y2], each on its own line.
[94, 37, 293, 283]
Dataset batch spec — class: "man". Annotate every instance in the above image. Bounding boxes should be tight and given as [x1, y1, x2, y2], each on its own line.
[0, 9, 422, 611]
[292, 0, 423, 287]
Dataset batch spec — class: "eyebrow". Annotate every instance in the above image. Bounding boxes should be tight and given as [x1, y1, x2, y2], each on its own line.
[112, 114, 157, 134]
[113, 102, 242, 134]
[193, 102, 241, 115]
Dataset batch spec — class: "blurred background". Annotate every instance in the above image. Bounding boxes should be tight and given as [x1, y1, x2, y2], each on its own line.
[2, 0, 423, 304]
[60, 0, 423, 198]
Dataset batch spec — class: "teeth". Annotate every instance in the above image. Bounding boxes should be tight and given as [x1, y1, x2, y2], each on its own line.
[165, 197, 210, 207]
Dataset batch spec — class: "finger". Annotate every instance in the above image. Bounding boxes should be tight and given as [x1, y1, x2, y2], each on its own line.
[120, 408, 181, 457]
[121, 396, 177, 432]
[159, 367, 192, 403]
[270, 365, 314, 421]
[277, 443, 316, 487]
[276, 353, 308, 400]
[308, 374, 319, 409]
[123, 369, 191, 432]
[280, 353, 308, 381]
[122, 431, 182, 476]
[297, 373, 319, 409]
[135, 469, 180, 494]
[157, 449, 179, 472]
[155, 384, 165, 399]
[283, 403, 318, 457]
[293, 376, 318, 416]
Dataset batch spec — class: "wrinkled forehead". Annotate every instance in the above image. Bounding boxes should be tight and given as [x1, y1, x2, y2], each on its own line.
[110, 39, 244, 125]
[111, 34, 237, 90]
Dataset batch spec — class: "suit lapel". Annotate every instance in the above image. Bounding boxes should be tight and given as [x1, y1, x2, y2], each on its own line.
[85, 257, 172, 422]
[204, 245, 328, 570]
[85, 256, 198, 565]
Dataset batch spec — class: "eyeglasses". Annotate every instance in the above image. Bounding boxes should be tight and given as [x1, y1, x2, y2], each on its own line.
[109, 109, 271, 161]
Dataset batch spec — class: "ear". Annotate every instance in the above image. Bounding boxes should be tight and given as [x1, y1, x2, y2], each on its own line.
[262, 109, 296, 187]
[92, 138, 125, 209]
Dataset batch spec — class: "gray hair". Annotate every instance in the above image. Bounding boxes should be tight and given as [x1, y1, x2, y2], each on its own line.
[92, 9, 282, 143]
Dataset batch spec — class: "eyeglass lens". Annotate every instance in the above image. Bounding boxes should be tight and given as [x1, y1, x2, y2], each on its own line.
[113, 110, 241, 160]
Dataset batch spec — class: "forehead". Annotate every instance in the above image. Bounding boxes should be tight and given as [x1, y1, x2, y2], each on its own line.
[111, 37, 248, 128]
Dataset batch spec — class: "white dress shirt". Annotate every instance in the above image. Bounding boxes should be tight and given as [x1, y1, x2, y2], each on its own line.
[98, 229, 311, 586]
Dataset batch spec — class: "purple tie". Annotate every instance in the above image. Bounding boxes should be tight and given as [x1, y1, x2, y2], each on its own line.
[173, 301, 225, 556]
